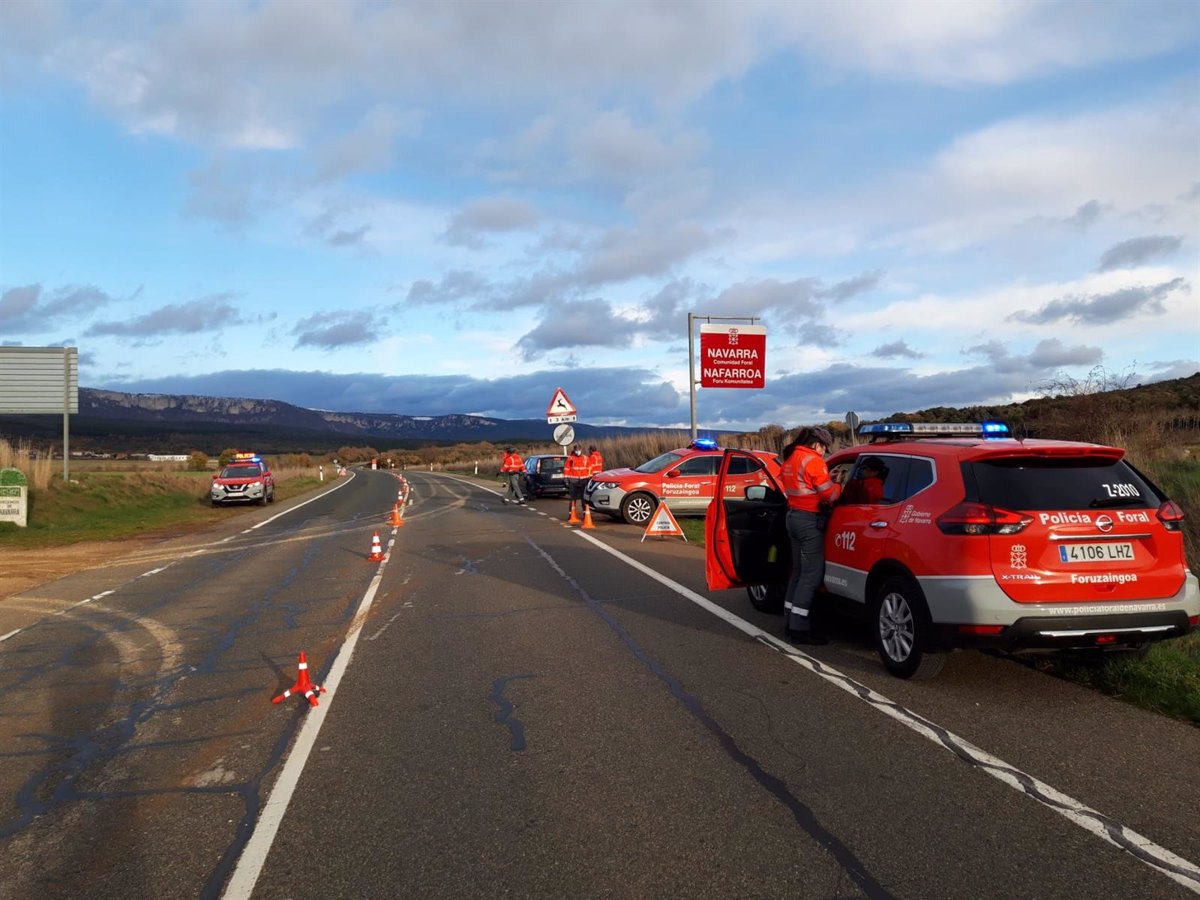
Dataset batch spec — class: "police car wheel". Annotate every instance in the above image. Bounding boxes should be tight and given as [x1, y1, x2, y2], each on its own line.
[747, 584, 785, 614]
[620, 492, 656, 526]
[874, 575, 945, 680]
[267, 487, 275, 503]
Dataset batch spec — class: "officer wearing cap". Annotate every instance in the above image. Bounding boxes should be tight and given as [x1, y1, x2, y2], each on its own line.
[499, 446, 526, 505]
[779, 426, 840, 644]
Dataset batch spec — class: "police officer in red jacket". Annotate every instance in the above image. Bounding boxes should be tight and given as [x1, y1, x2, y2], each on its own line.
[499, 447, 526, 505]
[563, 445, 591, 518]
[779, 426, 840, 644]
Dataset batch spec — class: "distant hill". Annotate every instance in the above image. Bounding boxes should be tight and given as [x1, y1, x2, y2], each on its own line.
[874, 372, 1200, 441]
[0, 388, 661, 454]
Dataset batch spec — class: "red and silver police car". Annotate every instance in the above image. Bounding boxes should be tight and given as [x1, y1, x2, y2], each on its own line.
[210, 452, 275, 507]
[706, 422, 1198, 679]
[586, 438, 779, 526]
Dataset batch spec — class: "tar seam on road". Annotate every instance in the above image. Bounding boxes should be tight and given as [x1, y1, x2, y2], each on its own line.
[492, 675, 535, 752]
[525, 535, 893, 900]
[572, 528, 1200, 896]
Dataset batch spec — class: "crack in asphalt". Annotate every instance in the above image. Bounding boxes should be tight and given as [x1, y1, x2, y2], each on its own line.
[525, 535, 894, 900]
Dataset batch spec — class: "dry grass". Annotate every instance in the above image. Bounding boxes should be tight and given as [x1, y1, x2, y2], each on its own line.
[0, 439, 56, 490]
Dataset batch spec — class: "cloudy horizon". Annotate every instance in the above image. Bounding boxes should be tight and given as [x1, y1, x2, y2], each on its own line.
[2, 0, 1197, 430]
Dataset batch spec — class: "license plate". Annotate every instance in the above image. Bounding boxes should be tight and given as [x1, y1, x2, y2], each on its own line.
[1058, 542, 1135, 563]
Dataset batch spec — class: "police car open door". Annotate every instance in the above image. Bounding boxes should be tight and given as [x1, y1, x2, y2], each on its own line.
[705, 449, 791, 592]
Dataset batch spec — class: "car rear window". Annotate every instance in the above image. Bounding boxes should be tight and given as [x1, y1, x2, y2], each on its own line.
[967, 456, 1158, 511]
[539, 458, 565, 474]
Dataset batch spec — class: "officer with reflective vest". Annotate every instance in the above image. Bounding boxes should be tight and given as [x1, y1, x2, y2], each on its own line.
[779, 426, 840, 644]
[499, 447, 526, 505]
[563, 445, 591, 518]
[587, 445, 604, 478]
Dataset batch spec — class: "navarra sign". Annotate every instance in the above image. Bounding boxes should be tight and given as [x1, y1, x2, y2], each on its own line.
[699, 324, 766, 388]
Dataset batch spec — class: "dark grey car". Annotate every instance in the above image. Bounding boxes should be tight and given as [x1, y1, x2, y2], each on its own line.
[520, 454, 568, 498]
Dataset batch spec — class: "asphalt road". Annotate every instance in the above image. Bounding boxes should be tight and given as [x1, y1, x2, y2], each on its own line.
[0, 468, 1197, 899]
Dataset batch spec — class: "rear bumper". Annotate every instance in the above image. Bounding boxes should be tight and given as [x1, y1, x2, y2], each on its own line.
[921, 571, 1199, 651]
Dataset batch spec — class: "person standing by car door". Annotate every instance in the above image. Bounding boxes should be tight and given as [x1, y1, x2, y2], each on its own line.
[500, 447, 526, 504]
[780, 426, 840, 644]
[563, 445, 591, 519]
[587, 445, 604, 479]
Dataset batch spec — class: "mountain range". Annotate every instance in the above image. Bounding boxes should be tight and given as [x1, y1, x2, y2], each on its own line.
[0, 388, 661, 453]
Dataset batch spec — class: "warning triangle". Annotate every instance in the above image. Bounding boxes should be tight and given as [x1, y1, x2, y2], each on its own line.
[641, 502, 687, 542]
[546, 387, 578, 421]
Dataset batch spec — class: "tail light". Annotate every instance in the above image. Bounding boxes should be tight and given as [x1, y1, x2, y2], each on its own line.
[958, 624, 1004, 635]
[1157, 500, 1185, 533]
[937, 501, 1032, 535]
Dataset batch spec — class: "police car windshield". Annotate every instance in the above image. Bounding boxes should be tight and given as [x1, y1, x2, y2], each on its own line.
[635, 451, 684, 474]
[220, 464, 261, 479]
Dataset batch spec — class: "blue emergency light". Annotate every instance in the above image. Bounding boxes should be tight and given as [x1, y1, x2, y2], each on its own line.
[689, 437, 719, 450]
[857, 422, 1012, 439]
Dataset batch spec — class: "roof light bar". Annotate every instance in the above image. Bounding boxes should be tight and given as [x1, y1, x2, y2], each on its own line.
[857, 421, 1011, 439]
[689, 437, 719, 450]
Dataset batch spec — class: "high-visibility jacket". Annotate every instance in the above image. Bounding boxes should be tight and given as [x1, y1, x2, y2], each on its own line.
[500, 452, 524, 474]
[588, 451, 604, 476]
[564, 452, 591, 479]
[781, 445, 840, 512]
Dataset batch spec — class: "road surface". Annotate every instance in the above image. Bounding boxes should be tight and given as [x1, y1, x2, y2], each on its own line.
[1, 469, 1197, 899]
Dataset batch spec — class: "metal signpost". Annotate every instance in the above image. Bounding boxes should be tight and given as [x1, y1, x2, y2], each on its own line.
[687, 314, 765, 439]
[0, 346, 79, 481]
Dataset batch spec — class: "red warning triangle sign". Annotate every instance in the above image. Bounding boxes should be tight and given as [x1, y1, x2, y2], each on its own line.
[546, 387, 578, 422]
[641, 501, 687, 542]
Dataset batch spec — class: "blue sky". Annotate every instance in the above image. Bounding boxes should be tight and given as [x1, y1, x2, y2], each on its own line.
[1, 0, 1197, 431]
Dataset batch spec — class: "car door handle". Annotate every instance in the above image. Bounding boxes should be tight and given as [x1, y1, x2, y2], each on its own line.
[869, 521, 888, 528]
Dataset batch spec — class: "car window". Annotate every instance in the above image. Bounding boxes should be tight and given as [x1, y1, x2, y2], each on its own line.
[728, 455, 768, 475]
[539, 457, 565, 474]
[675, 456, 718, 476]
[220, 464, 260, 479]
[635, 451, 684, 474]
[902, 458, 934, 499]
[525, 459, 536, 473]
[968, 456, 1157, 510]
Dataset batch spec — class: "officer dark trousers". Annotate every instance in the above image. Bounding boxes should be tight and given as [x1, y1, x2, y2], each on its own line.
[783, 509, 824, 634]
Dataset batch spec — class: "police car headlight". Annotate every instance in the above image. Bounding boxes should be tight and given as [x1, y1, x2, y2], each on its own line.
[594, 481, 620, 490]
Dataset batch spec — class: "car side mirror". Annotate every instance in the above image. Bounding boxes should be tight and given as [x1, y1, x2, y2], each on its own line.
[665, 469, 680, 478]
[212, 474, 218, 480]
[745, 484, 767, 501]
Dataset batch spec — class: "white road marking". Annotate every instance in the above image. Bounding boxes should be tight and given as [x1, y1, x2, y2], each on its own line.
[572, 528, 1200, 895]
[221, 522, 392, 900]
[0, 629, 21, 642]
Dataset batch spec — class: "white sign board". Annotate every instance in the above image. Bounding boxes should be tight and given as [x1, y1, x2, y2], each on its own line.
[553, 424, 575, 446]
[0, 347, 79, 413]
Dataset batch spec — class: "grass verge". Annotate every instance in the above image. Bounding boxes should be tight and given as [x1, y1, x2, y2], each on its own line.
[0, 469, 326, 548]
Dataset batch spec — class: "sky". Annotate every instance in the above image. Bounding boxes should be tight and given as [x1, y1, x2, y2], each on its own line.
[1, 0, 1197, 432]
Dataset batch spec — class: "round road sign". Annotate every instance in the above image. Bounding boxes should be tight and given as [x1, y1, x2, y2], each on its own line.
[553, 424, 575, 446]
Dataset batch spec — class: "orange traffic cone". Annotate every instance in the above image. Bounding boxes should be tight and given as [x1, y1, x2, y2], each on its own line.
[581, 505, 596, 529]
[568, 502, 580, 524]
[390, 504, 403, 527]
[368, 531, 385, 561]
[272, 651, 326, 707]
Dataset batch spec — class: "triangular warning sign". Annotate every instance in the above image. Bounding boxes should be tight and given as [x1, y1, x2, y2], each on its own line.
[546, 387, 578, 423]
[641, 502, 686, 542]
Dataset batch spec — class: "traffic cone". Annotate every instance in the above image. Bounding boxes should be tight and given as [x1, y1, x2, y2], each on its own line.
[368, 531, 385, 561]
[568, 502, 580, 524]
[272, 651, 326, 707]
[390, 504, 403, 527]
[581, 505, 596, 530]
